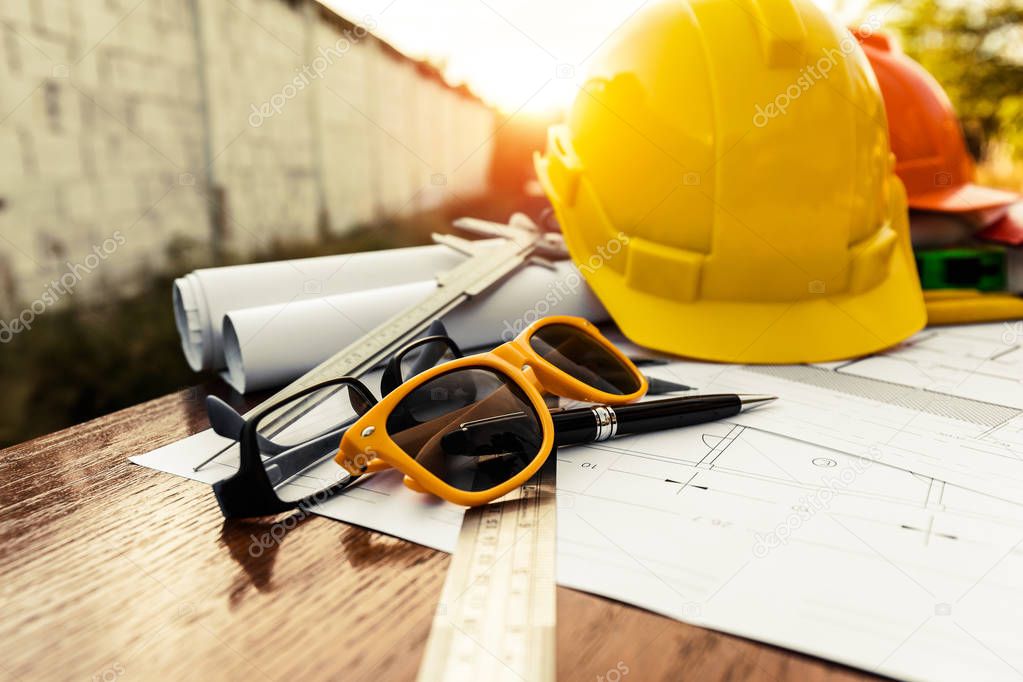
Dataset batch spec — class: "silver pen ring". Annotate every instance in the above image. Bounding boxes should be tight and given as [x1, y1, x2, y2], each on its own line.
[590, 406, 618, 442]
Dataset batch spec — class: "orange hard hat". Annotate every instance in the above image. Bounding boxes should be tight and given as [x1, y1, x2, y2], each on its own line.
[854, 30, 1019, 213]
[978, 201, 1023, 246]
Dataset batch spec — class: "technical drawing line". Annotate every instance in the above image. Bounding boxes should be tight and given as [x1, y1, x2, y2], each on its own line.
[573, 513, 697, 605]
[951, 623, 1023, 679]
[571, 425, 962, 513]
[699, 424, 742, 467]
[749, 365, 1019, 427]
[990, 345, 1020, 362]
[872, 615, 933, 672]
[826, 515, 937, 598]
[955, 535, 1023, 605]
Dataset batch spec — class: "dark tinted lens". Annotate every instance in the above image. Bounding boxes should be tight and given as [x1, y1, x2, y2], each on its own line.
[528, 323, 641, 395]
[385, 368, 544, 493]
[400, 340, 458, 383]
[256, 383, 371, 503]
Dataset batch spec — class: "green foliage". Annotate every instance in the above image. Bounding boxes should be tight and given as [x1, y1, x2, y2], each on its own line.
[0, 270, 196, 447]
[873, 0, 1023, 159]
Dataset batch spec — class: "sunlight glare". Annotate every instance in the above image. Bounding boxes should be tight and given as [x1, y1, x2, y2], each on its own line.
[325, 0, 885, 115]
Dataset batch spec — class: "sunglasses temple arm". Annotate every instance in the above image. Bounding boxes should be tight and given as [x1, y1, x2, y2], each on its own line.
[439, 409, 596, 454]
[409, 343, 449, 377]
[261, 408, 366, 481]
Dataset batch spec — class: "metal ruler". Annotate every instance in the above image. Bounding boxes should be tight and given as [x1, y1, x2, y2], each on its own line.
[417, 460, 557, 682]
[252, 214, 567, 414]
[748, 364, 1019, 428]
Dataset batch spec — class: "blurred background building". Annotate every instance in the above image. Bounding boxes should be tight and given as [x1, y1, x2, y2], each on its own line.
[0, 0, 495, 310]
[0, 0, 1020, 446]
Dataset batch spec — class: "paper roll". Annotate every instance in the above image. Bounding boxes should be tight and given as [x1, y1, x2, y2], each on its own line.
[221, 260, 608, 393]
[173, 243, 482, 372]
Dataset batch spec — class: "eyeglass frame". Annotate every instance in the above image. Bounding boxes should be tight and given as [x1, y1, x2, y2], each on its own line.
[213, 377, 377, 519]
[380, 334, 464, 396]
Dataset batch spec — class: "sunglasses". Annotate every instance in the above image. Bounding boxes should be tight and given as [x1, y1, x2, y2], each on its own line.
[335, 315, 647, 506]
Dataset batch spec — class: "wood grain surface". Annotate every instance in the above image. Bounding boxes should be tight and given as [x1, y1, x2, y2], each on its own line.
[0, 384, 882, 681]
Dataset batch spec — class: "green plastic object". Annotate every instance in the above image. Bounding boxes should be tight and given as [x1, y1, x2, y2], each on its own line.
[915, 248, 1007, 291]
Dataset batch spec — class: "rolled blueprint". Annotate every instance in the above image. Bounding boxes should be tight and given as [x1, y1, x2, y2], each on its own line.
[173, 243, 484, 371]
[221, 260, 608, 393]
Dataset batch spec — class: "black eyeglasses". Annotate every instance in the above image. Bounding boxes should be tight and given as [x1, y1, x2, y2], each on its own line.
[212, 320, 679, 518]
[213, 377, 377, 518]
[380, 334, 464, 395]
[213, 321, 459, 519]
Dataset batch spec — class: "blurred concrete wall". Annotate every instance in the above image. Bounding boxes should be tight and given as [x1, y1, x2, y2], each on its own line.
[0, 0, 495, 313]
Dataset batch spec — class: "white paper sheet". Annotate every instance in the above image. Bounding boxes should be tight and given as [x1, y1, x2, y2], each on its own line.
[173, 243, 487, 372]
[132, 322, 1023, 681]
[636, 361, 1023, 502]
[221, 280, 436, 393]
[132, 427, 463, 551]
[832, 323, 1023, 409]
[221, 260, 608, 393]
[555, 425, 1023, 682]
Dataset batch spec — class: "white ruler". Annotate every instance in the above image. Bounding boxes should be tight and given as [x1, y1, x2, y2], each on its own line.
[417, 461, 557, 682]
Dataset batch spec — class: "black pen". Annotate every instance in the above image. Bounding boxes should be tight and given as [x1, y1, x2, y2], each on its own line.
[442, 394, 777, 454]
[550, 394, 776, 445]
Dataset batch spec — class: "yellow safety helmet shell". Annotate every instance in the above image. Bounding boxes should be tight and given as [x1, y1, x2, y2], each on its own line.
[535, 0, 926, 364]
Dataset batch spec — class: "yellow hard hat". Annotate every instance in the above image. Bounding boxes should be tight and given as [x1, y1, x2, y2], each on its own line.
[535, 0, 926, 364]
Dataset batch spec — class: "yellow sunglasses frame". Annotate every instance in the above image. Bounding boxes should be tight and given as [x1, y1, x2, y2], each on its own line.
[335, 315, 647, 506]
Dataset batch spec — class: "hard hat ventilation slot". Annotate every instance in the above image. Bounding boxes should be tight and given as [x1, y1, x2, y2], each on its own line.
[847, 225, 897, 293]
[624, 237, 703, 301]
[744, 0, 808, 68]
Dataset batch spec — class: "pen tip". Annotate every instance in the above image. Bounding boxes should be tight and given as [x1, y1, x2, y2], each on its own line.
[738, 394, 778, 412]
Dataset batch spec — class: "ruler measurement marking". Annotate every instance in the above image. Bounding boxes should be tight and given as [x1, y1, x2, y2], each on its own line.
[418, 462, 556, 682]
[256, 238, 531, 413]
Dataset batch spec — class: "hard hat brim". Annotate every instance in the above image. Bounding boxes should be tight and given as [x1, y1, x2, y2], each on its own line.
[590, 246, 927, 365]
[977, 201, 1023, 247]
[909, 183, 1020, 214]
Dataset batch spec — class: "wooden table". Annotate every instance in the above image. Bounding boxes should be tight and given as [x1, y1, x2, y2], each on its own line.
[0, 384, 879, 681]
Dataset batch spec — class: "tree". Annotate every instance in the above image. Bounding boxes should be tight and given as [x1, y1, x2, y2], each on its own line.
[869, 0, 1023, 160]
